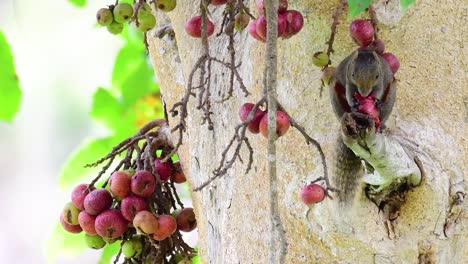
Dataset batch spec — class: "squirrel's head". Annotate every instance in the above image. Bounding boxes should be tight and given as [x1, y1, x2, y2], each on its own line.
[348, 49, 382, 97]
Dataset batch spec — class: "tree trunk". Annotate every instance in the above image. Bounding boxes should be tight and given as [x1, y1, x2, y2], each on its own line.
[147, 0, 466, 263]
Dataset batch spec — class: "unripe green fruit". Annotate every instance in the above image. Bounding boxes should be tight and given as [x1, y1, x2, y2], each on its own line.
[113, 3, 134, 23]
[103, 237, 118, 244]
[234, 13, 250, 31]
[155, 0, 177, 12]
[63, 202, 80, 225]
[137, 14, 156, 32]
[312, 52, 329, 67]
[321, 67, 335, 85]
[96, 8, 113, 26]
[85, 234, 106, 249]
[122, 237, 143, 258]
[107, 21, 124, 35]
[136, 3, 152, 18]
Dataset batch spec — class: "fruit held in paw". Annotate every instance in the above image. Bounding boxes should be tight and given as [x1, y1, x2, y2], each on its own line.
[121, 196, 148, 221]
[63, 202, 80, 225]
[95, 209, 128, 239]
[154, 215, 177, 237]
[354, 92, 381, 128]
[171, 162, 187, 184]
[113, 3, 134, 23]
[174, 208, 197, 232]
[349, 19, 374, 47]
[60, 213, 83, 234]
[133, 211, 158, 235]
[259, 111, 291, 138]
[239, 103, 265, 134]
[137, 14, 156, 32]
[211, 0, 228, 5]
[131, 170, 156, 197]
[78, 211, 97, 235]
[382, 52, 400, 74]
[185, 16, 215, 38]
[85, 234, 106, 249]
[84, 189, 113, 215]
[155, 0, 177, 12]
[107, 21, 124, 35]
[248, 20, 265, 42]
[96, 8, 113, 26]
[281, 10, 304, 38]
[234, 13, 250, 31]
[154, 158, 172, 182]
[256, 0, 288, 15]
[312, 52, 329, 67]
[122, 236, 143, 258]
[109, 171, 131, 199]
[300, 184, 325, 204]
[71, 184, 95, 210]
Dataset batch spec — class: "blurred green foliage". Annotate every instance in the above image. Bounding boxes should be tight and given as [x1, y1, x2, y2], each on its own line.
[348, 0, 416, 17]
[0, 31, 22, 122]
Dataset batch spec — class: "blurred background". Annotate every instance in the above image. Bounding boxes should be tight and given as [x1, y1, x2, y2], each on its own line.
[0, 0, 195, 263]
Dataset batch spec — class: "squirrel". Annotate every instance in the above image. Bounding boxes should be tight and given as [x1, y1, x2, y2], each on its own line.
[329, 48, 396, 205]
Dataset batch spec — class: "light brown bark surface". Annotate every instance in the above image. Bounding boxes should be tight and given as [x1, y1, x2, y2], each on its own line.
[147, 0, 467, 263]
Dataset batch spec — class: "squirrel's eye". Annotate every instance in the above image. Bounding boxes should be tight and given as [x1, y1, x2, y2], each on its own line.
[375, 74, 379, 79]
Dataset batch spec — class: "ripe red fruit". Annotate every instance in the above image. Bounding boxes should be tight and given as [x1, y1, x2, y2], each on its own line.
[121, 196, 148, 221]
[382, 52, 400, 74]
[239, 103, 265, 134]
[370, 39, 385, 54]
[131, 170, 156, 197]
[355, 92, 381, 128]
[349, 19, 374, 47]
[256, 0, 288, 15]
[185, 16, 215, 38]
[60, 213, 83, 234]
[171, 162, 187, 184]
[109, 171, 131, 199]
[211, 0, 228, 5]
[154, 215, 177, 238]
[133, 211, 158, 235]
[300, 184, 325, 204]
[95, 209, 128, 239]
[281, 10, 304, 39]
[71, 184, 95, 210]
[174, 208, 197, 232]
[259, 111, 291, 138]
[154, 158, 172, 182]
[152, 232, 168, 241]
[256, 15, 287, 40]
[248, 20, 265, 42]
[84, 189, 113, 216]
[78, 211, 97, 235]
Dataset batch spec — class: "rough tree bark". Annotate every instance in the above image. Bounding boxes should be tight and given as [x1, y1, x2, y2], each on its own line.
[147, 0, 466, 263]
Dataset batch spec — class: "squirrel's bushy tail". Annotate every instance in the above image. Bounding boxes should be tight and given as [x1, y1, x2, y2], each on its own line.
[334, 135, 363, 207]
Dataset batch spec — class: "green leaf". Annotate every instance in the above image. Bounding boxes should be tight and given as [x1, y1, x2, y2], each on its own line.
[90, 88, 125, 131]
[192, 255, 201, 264]
[45, 223, 87, 262]
[58, 136, 121, 190]
[0, 31, 22, 122]
[98, 243, 120, 264]
[120, 60, 157, 106]
[111, 44, 145, 90]
[68, 0, 86, 7]
[348, 0, 373, 18]
[400, 0, 416, 11]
